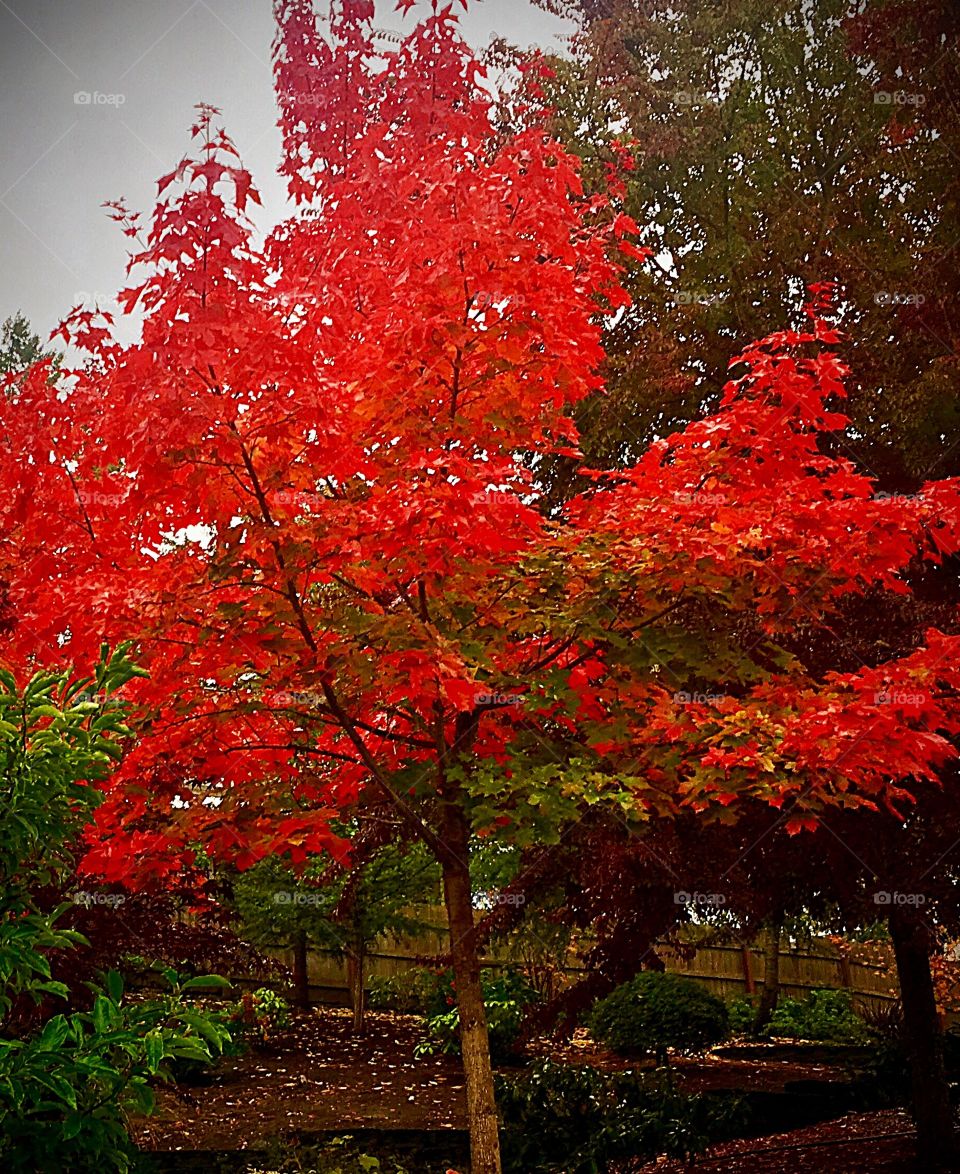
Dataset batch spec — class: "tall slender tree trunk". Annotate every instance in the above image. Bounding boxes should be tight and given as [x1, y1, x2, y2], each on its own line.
[347, 943, 366, 1034]
[889, 906, 956, 1169]
[753, 918, 783, 1035]
[440, 800, 501, 1174]
[292, 928, 310, 1010]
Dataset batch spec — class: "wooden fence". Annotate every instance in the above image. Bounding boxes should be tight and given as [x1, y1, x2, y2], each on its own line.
[267, 905, 899, 1010]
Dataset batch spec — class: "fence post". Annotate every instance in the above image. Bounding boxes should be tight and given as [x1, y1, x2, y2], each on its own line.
[741, 944, 756, 995]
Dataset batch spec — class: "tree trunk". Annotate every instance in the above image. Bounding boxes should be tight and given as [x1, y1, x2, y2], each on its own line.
[889, 906, 956, 1169]
[753, 919, 783, 1034]
[440, 801, 502, 1174]
[292, 928, 310, 1010]
[347, 944, 366, 1034]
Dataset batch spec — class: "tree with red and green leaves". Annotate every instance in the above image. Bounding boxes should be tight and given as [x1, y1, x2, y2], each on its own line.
[4, 4, 960, 1170]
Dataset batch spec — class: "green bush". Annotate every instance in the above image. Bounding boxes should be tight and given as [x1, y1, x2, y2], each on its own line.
[415, 969, 537, 1063]
[496, 1059, 745, 1173]
[0, 967, 233, 1173]
[587, 972, 729, 1059]
[0, 653, 237, 1172]
[765, 989, 872, 1043]
[725, 996, 757, 1036]
[366, 969, 440, 1016]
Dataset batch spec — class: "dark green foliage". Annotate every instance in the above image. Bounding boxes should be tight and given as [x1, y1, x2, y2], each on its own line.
[415, 969, 538, 1063]
[0, 311, 59, 382]
[0, 967, 233, 1173]
[588, 972, 729, 1058]
[725, 996, 758, 1037]
[366, 968, 440, 1016]
[0, 653, 231, 1172]
[496, 1059, 746, 1173]
[765, 990, 873, 1044]
[230, 843, 439, 991]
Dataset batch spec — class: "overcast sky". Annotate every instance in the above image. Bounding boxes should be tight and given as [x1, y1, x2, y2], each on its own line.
[0, 0, 573, 341]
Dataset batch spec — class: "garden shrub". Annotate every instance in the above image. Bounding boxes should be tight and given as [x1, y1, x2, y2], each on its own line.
[496, 1059, 746, 1173]
[765, 989, 873, 1043]
[415, 969, 537, 1062]
[0, 966, 233, 1173]
[366, 969, 439, 1016]
[725, 996, 758, 1036]
[587, 972, 729, 1059]
[0, 653, 234, 1172]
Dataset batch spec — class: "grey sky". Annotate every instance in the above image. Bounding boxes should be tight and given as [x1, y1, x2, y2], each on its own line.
[0, 0, 573, 341]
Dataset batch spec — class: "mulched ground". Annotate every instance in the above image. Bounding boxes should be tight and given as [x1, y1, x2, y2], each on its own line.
[132, 1006, 922, 1171]
[528, 1030, 860, 1093]
[628, 1109, 922, 1172]
[133, 1008, 468, 1152]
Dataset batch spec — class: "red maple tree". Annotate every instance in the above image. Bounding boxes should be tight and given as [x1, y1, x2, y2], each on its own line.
[4, 4, 960, 1169]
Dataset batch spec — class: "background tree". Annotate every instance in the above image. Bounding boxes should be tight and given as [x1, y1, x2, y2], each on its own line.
[527, 0, 960, 490]
[0, 312, 56, 382]
[231, 831, 438, 1028]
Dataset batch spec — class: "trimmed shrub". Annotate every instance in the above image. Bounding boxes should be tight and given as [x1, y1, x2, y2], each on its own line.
[587, 972, 729, 1059]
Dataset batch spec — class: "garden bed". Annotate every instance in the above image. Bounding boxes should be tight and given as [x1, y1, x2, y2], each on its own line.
[131, 1006, 881, 1160]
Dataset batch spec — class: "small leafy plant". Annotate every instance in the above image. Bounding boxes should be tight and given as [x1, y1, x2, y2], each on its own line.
[0, 965, 234, 1173]
[231, 986, 291, 1047]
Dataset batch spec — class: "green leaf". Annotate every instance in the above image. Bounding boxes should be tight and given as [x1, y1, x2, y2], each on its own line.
[31, 1071, 77, 1109]
[37, 1014, 70, 1051]
[105, 969, 124, 1004]
[180, 973, 231, 992]
[144, 1030, 165, 1074]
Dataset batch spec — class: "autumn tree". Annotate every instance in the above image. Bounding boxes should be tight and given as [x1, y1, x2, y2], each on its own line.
[5, 4, 960, 1171]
